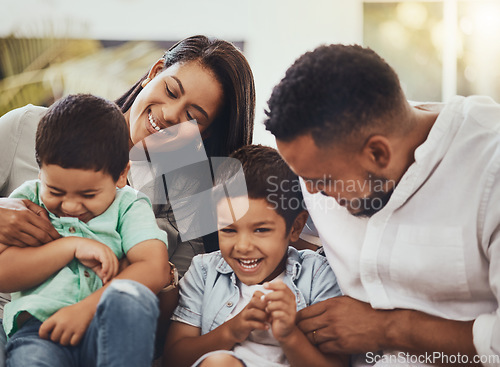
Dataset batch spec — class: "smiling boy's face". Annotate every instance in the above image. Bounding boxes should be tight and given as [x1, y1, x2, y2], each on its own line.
[217, 197, 292, 285]
[39, 164, 127, 223]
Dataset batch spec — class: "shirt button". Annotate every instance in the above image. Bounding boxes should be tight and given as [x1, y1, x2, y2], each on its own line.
[226, 301, 233, 307]
[84, 270, 90, 277]
[69, 226, 76, 233]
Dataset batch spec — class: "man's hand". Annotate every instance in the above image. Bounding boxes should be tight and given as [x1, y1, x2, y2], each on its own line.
[39, 301, 94, 346]
[74, 238, 119, 285]
[296, 296, 388, 354]
[225, 290, 269, 343]
[0, 198, 60, 247]
[263, 280, 298, 342]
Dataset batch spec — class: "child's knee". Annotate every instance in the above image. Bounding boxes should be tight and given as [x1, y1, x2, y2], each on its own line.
[99, 279, 159, 318]
[199, 353, 245, 367]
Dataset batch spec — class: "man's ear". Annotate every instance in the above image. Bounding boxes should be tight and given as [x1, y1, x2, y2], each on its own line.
[361, 135, 392, 170]
[289, 210, 309, 242]
[116, 162, 130, 188]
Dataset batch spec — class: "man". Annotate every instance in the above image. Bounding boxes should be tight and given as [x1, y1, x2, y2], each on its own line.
[265, 44, 499, 367]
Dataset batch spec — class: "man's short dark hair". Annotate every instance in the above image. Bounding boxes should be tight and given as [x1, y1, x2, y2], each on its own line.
[36, 94, 129, 181]
[264, 44, 407, 146]
[214, 144, 305, 233]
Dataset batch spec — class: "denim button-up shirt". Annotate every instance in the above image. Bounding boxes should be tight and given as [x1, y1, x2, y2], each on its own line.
[173, 247, 341, 335]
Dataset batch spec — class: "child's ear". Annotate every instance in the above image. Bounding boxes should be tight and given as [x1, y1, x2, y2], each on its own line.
[116, 161, 130, 188]
[289, 210, 309, 242]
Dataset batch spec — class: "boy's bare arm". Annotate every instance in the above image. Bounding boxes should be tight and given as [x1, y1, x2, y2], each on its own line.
[278, 327, 349, 367]
[70, 238, 170, 311]
[39, 239, 169, 346]
[0, 237, 117, 292]
[164, 292, 269, 367]
[296, 297, 479, 367]
[164, 321, 236, 367]
[264, 281, 348, 367]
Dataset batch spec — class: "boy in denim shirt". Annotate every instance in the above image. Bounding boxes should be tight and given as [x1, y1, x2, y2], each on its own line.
[0, 94, 170, 367]
[165, 145, 347, 367]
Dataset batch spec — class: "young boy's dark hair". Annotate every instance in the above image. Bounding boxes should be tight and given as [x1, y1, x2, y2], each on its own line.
[214, 144, 305, 232]
[35, 94, 129, 181]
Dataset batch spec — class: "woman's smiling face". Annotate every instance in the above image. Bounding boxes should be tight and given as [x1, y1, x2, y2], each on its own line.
[125, 60, 224, 147]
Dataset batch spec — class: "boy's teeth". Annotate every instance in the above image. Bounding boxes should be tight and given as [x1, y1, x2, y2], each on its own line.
[239, 259, 260, 269]
[240, 259, 258, 264]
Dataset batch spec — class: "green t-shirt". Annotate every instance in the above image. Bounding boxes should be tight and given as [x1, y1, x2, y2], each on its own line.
[3, 179, 168, 336]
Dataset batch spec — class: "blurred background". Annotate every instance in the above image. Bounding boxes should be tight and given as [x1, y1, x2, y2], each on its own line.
[1, 0, 499, 146]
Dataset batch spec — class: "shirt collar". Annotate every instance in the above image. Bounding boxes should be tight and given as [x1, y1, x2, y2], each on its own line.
[379, 96, 465, 214]
[285, 247, 303, 281]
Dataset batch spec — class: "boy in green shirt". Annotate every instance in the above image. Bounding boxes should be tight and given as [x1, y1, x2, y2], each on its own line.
[0, 94, 170, 367]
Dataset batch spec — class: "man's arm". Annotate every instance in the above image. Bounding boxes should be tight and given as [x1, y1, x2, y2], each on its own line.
[0, 198, 60, 247]
[296, 297, 479, 367]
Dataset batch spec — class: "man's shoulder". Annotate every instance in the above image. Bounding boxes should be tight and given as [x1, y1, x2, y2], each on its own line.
[425, 95, 500, 136]
[456, 95, 500, 134]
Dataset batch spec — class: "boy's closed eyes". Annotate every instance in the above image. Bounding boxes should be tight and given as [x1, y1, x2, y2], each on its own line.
[39, 164, 128, 223]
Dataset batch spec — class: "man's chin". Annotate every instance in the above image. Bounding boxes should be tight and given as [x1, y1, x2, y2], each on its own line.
[349, 206, 380, 218]
[344, 190, 394, 218]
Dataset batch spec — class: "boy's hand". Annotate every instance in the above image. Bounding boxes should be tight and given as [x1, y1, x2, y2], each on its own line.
[0, 198, 60, 247]
[39, 301, 94, 346]
[74, 238, 119, 284]
[225, 290, 268, 343]
[263, 280, 298, 342]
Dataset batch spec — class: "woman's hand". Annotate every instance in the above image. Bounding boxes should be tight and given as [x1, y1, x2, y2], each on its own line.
[0, 198, 60, 247]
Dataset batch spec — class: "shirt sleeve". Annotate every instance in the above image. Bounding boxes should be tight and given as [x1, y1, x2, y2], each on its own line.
[0, 105, 43, 197]
[309, 253, 343, 304]
[0, 106, 25, 194]
[172, 254, 206, 327]
[474, 163, 500, 366]
[8, 179, 39, 202]
[117, 190, 168, 254]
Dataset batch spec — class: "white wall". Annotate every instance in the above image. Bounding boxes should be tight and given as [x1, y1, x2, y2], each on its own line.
[0, 0, 363, 146]
[245, 0, 363, 146]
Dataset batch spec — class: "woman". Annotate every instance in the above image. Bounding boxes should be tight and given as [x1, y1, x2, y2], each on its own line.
[0, 34, 255, 365]
[0, 35, 255, 267]
[118, 35, 254, 158]
[117, 35, 255, 276]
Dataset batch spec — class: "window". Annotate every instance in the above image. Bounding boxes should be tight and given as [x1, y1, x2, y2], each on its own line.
[364, 1, 500, 102]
